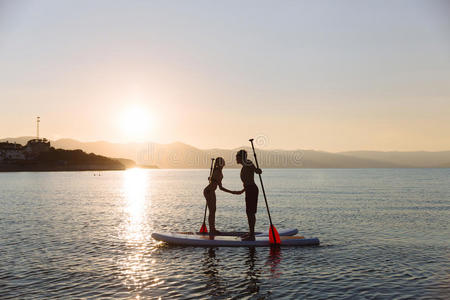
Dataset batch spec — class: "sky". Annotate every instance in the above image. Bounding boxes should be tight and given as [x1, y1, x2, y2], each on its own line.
[1, 0, 449, 152]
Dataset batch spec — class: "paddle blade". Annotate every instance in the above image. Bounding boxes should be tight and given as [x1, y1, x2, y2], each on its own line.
[269, 225, 281, 244]
[199, 223, 208, 233]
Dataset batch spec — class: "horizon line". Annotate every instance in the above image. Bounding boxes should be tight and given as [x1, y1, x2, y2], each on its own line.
[1, 136, 450, 154]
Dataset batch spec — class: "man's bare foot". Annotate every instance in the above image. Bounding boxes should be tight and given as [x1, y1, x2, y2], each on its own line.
[241, 235, 255, 241]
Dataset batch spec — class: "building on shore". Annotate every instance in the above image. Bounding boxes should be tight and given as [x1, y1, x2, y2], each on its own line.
[0, 117, 51, 162]
[0, 139, 51, 162]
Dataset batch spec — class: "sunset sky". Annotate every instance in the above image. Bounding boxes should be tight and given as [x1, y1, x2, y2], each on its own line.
[1, 0, 449, 151]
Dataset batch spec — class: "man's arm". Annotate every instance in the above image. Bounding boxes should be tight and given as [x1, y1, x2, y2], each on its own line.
[250, 162, 262, 174]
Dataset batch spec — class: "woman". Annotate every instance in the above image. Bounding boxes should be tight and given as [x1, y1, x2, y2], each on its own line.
[203, 157, 225, 235]
[203, 157, 243, 235]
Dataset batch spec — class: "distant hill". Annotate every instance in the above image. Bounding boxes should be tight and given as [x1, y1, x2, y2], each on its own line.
[340, 151, 450, 168]
[1, 136, 36, 145]
[2, 137, 450, 168]
[0, 146, 126, 172]
[114, 158, 136, 169]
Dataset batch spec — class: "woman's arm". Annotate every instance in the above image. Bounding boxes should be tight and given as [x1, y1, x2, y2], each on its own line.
[220, 185, 245, 195]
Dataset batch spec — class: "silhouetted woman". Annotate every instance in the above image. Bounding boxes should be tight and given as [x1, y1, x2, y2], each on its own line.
[203, 157, 226, 234]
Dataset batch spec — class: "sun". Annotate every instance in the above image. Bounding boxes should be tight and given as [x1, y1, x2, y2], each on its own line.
[120, 106, 152, 141]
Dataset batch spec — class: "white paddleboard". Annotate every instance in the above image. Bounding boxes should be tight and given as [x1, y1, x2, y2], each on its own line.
[177, 228, 298, 237]
[256, 228, 298, 237]
[152, 231, 320, 247]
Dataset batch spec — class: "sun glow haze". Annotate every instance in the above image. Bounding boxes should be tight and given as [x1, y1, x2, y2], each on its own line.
[120, 106, 153, 142]
[1, 1, 449, 151]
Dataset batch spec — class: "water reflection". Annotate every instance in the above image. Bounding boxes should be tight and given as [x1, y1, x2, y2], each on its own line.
[202, 247, 267, 298]
[266, 247, 283, 278]
[202, 248, 226, 297]
[117, 169, 160, 296]
[122, 168, 149, 242]
[245, 247, 259, 294]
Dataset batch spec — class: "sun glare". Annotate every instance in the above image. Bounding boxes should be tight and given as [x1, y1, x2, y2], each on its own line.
[120, 106, 152, 141]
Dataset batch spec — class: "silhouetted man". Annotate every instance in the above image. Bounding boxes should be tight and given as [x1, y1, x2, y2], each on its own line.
[235, 149, 262, 241]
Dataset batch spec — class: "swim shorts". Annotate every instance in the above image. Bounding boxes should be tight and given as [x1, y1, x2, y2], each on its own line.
[245, 184, 259, 214]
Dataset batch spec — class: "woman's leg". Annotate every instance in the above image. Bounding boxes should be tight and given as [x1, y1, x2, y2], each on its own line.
[206, 192, 217, 232]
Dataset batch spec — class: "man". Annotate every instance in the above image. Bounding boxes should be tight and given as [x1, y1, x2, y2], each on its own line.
[221, 149, 262, 241]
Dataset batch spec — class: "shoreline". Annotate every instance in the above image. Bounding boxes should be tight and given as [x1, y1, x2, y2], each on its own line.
[0, 164, 126, 172]
[1, 166, 448, 172]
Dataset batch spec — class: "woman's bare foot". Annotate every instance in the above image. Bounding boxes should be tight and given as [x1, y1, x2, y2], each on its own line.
[209, 229, 222, 235]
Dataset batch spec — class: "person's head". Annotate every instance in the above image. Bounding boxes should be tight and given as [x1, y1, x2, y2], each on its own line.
[236, 149, 247, 164]
[214, 157, 225, 169]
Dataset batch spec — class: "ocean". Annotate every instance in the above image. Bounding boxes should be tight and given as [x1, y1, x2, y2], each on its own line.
[1, 168, 449, 299]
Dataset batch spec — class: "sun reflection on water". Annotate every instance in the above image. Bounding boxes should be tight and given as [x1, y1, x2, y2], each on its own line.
[123, 168, 149, 242]
[117, 168, 163, 296]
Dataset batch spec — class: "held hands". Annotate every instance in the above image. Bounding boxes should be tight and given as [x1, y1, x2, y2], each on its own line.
[232, 189, 245, 195]
[255, 168, 262, 174]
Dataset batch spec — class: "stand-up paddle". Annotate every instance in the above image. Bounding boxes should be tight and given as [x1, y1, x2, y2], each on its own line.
[249, 139, 281, 245]
[199, 158, 215, 233]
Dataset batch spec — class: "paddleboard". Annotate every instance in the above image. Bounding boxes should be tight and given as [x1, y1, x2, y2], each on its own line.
[152, 232, 320, 247]
[177, 228, 298, 237]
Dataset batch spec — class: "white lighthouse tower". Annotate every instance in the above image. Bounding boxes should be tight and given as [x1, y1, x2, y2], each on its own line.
[36, 116, 40, 140]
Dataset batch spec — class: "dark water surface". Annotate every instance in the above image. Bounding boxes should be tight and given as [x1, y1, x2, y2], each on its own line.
[1, 169, 449, 299]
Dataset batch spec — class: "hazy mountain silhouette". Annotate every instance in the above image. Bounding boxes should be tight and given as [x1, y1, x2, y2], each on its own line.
[2, 137, 450, 168]
[1, 136, 36, 145]
[340, 151, 450, 168]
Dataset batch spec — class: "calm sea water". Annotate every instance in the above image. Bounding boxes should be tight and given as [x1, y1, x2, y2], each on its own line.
[0, 169, 449, 299]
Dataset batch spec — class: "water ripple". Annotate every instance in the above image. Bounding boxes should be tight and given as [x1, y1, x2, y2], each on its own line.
[0, 169, 449, 299]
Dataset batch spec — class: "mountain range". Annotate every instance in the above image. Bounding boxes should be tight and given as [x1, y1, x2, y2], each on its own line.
[2, 137, 450, 168]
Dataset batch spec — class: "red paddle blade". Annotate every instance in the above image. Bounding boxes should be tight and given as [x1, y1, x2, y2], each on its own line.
[269, 225, 281, 244]
[199, 223, 208, 233]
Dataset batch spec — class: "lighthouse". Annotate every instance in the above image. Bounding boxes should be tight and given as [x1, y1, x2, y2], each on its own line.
[25, 117, 50, 155]
[37, 116, 40, 139]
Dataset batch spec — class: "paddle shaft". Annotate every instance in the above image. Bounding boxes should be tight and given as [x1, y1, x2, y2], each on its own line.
[202, 158, 215, 226]
[249, 139, 275, 231]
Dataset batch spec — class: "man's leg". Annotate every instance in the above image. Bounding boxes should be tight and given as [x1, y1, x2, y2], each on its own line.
[247, 212, 256, 236]
[243, 185, 258, 241]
